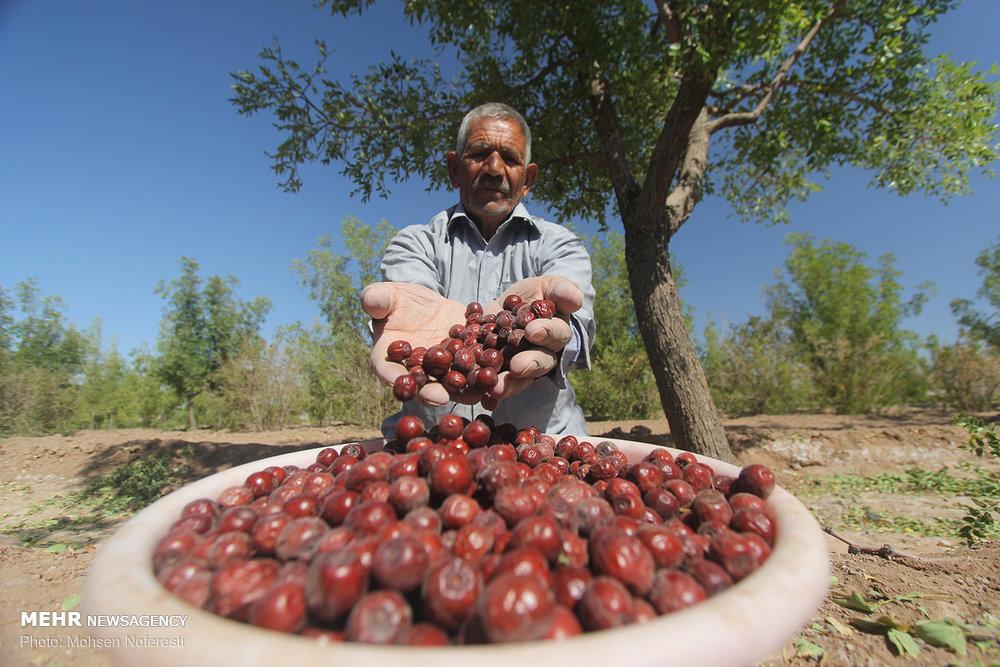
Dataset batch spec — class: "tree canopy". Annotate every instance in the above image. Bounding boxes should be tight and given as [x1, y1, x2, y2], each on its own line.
[232, 0, 999, 227]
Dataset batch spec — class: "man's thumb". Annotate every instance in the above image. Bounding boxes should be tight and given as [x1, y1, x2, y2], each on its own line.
[361, 283, 394, 320]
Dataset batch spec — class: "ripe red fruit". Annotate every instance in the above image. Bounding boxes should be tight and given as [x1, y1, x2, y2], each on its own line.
[319, 490, 359, 526]
[438, 413, 465, 439]
[388, 475, 430, 515]
[275, 517, 328, 562]
[477, 572, 555, 643]
[371, 535, 430, 593]
[423, 345, 453, 377]
[210, 558, 280, 620]
[345, 590, 413, 645]
[709, 531, 759, 581]
[544, 606, 583, 639]
[731, 508, 777, 546]
[589, 532, 655, 596]
[576, 576, 634, 630]
[306, 549, 369, 622]
[530, 299, 554, 319]
[735, 464, 776, 499]
[249, 581, 307, 633]
[282, 494, 320, 518]
[422, 557, 482, 631]
[428, 456, 473, 498]
[502, 294, 523, 311]
[386, 340, 412, 363]
[648, 569, 707, 614]
[510, 515, 561, 561]
[636, 525, 685, 568]
[683, 558, 734, 595]
[439, 493, 480, 528]
[463, 419, 491, 447]
[442, 370, 468, 394]
[395, 415, 425, 442]
[692, 489, 734, 526]
[245, 472, 276, 498]
[393, 374, 418, 401]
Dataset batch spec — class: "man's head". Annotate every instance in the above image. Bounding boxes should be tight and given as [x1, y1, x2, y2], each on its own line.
[447, 103, 538, 238]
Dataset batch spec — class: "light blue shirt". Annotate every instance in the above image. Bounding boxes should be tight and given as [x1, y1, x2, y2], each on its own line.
[378, 202, 596, 436]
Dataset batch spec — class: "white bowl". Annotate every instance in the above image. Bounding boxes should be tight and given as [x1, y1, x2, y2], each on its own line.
[83, 437, 829, 667]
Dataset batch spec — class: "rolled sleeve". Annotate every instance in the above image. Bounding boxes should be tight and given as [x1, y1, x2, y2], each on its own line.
[538, 226, 596, 372]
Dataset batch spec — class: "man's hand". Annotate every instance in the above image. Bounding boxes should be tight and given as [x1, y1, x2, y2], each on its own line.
[483, 275, 583, 408]
[362, 282, 468, 407]
[362, 276, 583, 410]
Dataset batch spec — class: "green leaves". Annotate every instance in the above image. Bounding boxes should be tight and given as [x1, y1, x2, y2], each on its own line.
[912, 621, 967, 656]
[886, 628, 921, 657]
[794, 637, 825, 659]
[834, 592, 879, 613]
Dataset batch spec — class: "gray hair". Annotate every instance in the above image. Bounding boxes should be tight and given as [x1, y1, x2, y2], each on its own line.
[455, 103, 532, 164]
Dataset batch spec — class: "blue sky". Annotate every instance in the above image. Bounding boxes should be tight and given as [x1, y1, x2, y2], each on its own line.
[1, 1, 997, 357]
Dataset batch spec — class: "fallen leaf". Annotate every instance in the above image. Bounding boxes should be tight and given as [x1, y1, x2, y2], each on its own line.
[61, 593, 81, 611]
[826, 617, 853, 636]
[795, 637, 825, 660]
[913, 621, 967, 656]
[834, 592, 878, 613]
[887, 628, 920, 657]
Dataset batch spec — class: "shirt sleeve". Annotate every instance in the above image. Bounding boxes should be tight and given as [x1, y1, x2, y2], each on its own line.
[380, 224, 442, 293]
[539, 226, 596, 376]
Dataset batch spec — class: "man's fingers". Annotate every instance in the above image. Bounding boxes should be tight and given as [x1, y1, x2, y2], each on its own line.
[524, 318, 572, 352]
[507, 348, 558, 378]
[417, 383, 451, 407]
[361, 282, 394, 320]
[491, 371, 534, 401]
[542, 276, 583, 315]
[369, 352, 408, 386]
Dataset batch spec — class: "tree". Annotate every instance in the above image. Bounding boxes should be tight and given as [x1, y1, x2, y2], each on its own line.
[292, 219, 398, 427]
[573, 232, 661, 419]
[701, 316, 815, 416]
[232, 1, 999, 459]
[155, 257, 270, 429]
[951, 236, 1000, 352]
[766, 233, 928, 413]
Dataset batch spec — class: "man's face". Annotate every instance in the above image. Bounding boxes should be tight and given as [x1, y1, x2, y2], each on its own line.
[447, 117, 538, 233]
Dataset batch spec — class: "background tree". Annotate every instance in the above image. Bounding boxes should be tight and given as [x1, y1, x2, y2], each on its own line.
[766, 233, 928, 413]
[701, 316, 815, 417]
[292, 219, 397, 427]
[951, 236, 1000, 352]
[0, 279, 89, 434]
[232, 0, 998, 459]
[155, 257, 271, 429]
[573, 232, 662, 420]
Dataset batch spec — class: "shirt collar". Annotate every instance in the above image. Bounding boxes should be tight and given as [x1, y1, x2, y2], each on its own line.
[447, 201, 536, 235]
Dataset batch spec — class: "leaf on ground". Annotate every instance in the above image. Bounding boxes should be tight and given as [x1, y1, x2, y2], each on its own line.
[833, 592, 878, 613]
[794, 637, 826, 660]
[61, 593, 81, 611]
[811, 622, 827, 633]
[45, 543, 68, 554]
[827, 617, 853, 635]
[887, 628, 920, 657]
[913, 621, 967, 656]
[852, 617, 892, 634]
[874, 614, 909, 632]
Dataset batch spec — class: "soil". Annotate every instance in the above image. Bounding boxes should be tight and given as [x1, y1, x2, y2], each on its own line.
[1, 409, 998, 666]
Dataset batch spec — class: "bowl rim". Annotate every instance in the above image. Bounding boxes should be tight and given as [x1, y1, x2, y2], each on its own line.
[83, 436, 829, 667]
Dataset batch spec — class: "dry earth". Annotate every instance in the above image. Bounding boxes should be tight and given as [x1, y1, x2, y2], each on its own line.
[1, 409, 997, 666]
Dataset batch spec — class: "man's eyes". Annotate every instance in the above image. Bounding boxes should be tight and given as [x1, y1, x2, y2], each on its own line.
[466, 149, 522, 166]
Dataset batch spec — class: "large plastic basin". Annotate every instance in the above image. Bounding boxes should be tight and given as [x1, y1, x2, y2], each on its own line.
[83, 437, 829, 666]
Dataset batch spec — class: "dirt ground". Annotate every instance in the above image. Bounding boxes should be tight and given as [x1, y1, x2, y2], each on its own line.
[1, 409, 997, 666]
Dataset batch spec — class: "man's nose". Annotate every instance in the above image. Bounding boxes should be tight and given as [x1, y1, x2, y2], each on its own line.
[482, 150, 504, 174]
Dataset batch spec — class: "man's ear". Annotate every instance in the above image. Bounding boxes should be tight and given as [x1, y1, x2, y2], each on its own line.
[446, 151, 460, 188]
[522, 162, 539, 194]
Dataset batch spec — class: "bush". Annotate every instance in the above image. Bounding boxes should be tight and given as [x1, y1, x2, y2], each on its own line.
[215, 333, 308, 431]
[701, 317, 815, 417]
[928, 338, 1000, 411]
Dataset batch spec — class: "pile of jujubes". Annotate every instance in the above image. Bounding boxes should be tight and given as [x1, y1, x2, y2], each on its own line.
[154, 412, 777, 646]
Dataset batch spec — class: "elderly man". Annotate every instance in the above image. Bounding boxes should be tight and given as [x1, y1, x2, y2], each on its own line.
[361, 102, 596, 436]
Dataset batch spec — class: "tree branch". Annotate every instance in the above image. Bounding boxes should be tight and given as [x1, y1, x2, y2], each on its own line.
[585, 70, 641, 214]
[656, 2, 682, 43]
[823, 526, 934, 570]
[665, 109, 711, 238]
[707, 1, 845, 134]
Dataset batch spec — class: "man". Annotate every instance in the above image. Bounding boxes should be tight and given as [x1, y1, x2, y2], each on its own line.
[361, 102, 596, 436]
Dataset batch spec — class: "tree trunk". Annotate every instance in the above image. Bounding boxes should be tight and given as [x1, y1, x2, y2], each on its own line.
[187, 395, 197, 430]
[623, 213, 734, 462]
